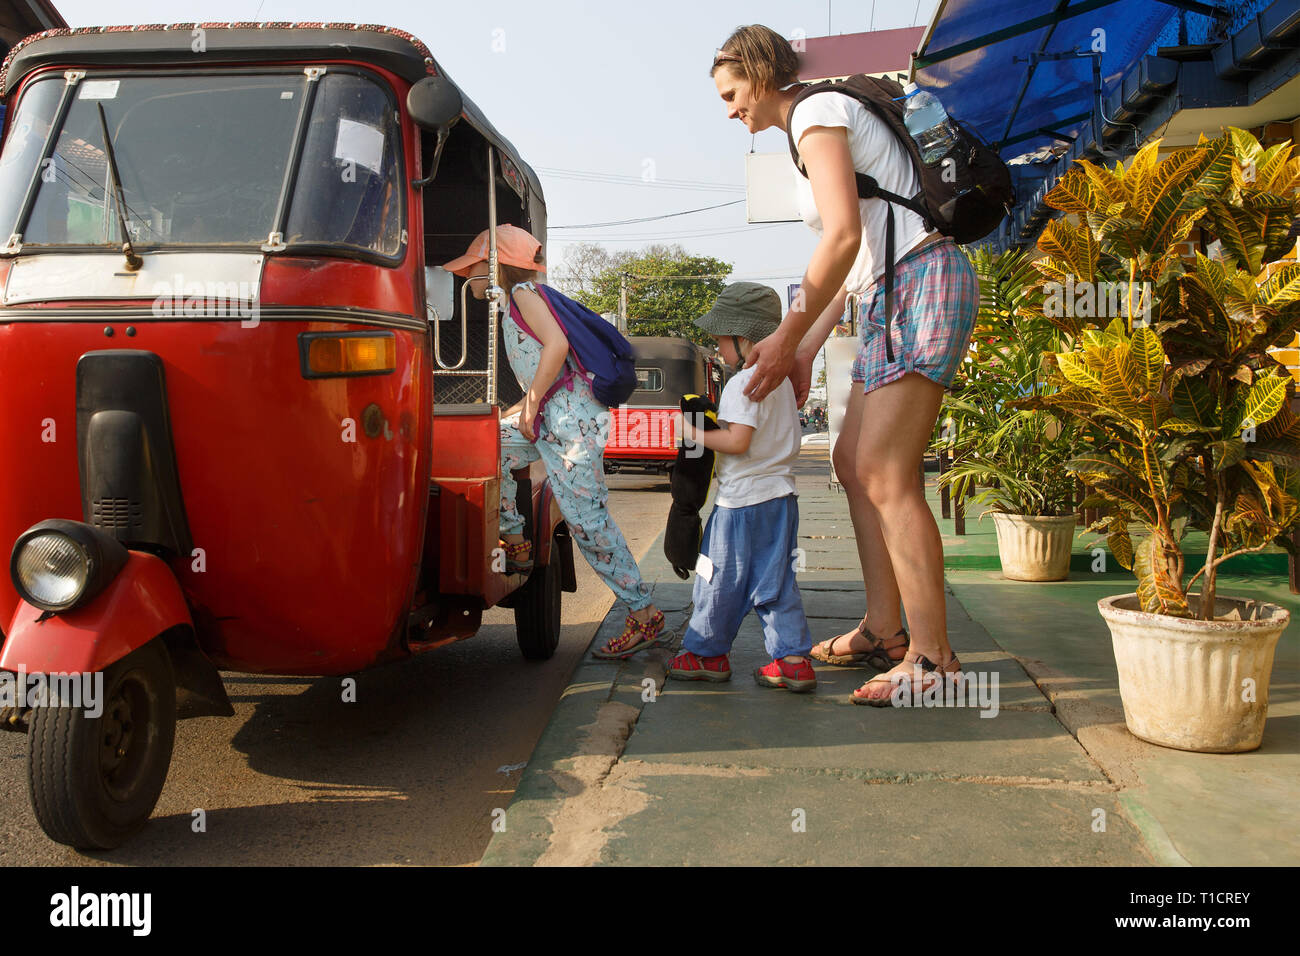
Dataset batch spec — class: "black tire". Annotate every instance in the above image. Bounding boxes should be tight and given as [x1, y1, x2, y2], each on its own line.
[514, 535, 562, 661]
[27, 639, 176, 850]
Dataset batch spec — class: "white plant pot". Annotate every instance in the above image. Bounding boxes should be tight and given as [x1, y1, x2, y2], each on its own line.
[991, 512, 1076, 581]
[1098, 593, 1289, 753]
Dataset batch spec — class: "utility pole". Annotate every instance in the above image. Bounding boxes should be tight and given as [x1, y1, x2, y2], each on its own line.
[619, 272, 628, 334]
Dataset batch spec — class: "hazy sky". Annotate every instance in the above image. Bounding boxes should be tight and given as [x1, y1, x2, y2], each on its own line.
[53, 0, 940, 300]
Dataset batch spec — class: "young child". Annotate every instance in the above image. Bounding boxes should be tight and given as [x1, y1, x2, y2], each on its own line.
[669, 283, 816, 692]
[443, 225, 664, 658]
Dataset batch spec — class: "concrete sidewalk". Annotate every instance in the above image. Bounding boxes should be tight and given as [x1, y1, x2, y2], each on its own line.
[482, 446, 1299, 866]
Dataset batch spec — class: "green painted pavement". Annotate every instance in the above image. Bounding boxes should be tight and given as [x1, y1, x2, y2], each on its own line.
[925, 474, 1288, 574]
[482, 447, 1294, 866]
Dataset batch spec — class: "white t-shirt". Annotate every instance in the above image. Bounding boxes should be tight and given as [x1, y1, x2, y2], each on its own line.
[789, 90, 931, 293]
[712, 367, 800, 509]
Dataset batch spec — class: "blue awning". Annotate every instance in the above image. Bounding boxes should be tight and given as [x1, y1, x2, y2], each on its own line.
[910, 0, 1300, 251]
[912, 0, 1191, 161]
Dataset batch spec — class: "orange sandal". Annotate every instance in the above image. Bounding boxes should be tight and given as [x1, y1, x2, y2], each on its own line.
[851, 650, 963, 707]
[500, 539, 532, 573]
[592, 609, 665, 660]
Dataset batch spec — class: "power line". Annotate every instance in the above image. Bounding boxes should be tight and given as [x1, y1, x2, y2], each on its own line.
[538, 166, 745, 193]
[557, 222, 796, 242]
[550, 199, 745, 230]
[619, 272, 807, 282]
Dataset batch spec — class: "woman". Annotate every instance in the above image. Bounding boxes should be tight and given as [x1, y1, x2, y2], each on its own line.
[709, 25, 979, 704]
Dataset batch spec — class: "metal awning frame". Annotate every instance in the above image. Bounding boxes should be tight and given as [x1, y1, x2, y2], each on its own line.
[915, 0, 1228, 69]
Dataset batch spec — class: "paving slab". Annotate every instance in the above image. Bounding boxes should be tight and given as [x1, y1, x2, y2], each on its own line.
[596, 773, 1151, 866]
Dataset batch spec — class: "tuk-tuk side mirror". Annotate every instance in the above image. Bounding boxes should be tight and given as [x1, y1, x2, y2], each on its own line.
[409, 77, 463, 188]
[408, 76, 463, 131]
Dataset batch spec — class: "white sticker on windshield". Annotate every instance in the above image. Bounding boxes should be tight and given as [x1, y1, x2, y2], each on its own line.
[280, 91, 294, 99]
[334, 118, 384, 174]
[78, 80, 120, 100]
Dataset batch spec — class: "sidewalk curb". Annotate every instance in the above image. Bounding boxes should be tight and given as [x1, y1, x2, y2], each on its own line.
[1118, 793, 1193, 867]
[481, 555, 689, 867]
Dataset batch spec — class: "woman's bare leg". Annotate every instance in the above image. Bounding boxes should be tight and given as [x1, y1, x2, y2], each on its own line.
[817, 386, 905, 654]
[851, 373, 950, 695]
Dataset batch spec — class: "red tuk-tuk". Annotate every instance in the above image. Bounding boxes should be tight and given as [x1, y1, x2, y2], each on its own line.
[605, 335, 725, 475]
[0, 22, 577, 848]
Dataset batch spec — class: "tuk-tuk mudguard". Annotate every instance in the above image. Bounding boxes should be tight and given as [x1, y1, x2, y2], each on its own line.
[1, 551, 192, 675]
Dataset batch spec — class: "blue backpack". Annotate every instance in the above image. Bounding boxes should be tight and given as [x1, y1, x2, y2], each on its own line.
[507, 283, 638, 411]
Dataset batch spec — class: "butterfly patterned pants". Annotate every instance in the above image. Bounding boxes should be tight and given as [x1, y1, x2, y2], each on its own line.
[499, 380, 653, 611]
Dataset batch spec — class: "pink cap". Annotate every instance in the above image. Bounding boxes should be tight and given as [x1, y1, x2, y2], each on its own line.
[441, 224, 546, 278]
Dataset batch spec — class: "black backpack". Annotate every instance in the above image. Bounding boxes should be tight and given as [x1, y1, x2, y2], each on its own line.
[785, 75, 1014, 361]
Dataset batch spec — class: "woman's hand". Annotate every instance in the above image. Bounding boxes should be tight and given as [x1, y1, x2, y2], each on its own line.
[790, 350, 816, 408]
[520, 392, 541, 441]
[741, 326, 796, 402]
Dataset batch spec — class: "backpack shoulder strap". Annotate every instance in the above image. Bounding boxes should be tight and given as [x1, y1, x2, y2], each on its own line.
[785, 76, 928, 218]
[507, 294, 539, 342]
[533, 284, 592, 379]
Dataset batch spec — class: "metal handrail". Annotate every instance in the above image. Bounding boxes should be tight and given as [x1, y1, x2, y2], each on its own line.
[485, 146, 500, 406]
[429, 145, 504, 405]
[432, 279, 472, 370]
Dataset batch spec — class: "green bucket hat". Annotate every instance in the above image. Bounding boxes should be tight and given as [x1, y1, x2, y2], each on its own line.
[694, 282, 783, 343]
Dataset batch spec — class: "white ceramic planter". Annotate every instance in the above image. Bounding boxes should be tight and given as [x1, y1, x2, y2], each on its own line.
[1098, 593, 1289, 753]
[991, 512, 1076, 581]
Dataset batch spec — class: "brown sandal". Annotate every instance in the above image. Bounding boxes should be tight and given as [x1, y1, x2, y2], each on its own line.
[852, 650, 963, 707]
[811, 618, 909, 670]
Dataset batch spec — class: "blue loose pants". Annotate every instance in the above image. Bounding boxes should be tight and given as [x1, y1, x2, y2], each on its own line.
[683, 494, 812, 659]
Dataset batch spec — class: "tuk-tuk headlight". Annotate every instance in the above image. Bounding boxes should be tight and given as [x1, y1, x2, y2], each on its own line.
[10, 520, 130, 613]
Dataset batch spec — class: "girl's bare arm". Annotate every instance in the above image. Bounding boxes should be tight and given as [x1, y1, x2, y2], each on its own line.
[512, 286, 570, 434]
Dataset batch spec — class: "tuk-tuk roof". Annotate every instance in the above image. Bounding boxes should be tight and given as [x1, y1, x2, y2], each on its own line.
[629, 336, 708, 363]
[0, 22, 544, 201]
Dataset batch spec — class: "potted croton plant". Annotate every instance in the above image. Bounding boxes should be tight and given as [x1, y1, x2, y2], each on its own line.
[1022, 128, 1300, 752]
[937, 249, 1084, 581]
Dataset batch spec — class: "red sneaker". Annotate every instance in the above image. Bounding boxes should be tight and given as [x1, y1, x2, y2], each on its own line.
[754, 657, 817, 693]
[667, 651, 732, 682]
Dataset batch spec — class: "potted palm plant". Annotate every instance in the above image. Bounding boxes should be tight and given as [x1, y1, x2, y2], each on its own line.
[1023, 128, 1300, 752]
[937, 249, 1085, 580]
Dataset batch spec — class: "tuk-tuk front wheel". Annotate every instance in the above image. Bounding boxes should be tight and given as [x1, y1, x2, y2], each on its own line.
[27, 639, 176, 849]
[514, 533, 562, 661]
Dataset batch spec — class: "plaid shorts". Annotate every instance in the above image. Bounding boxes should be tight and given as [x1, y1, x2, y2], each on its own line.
[850, 239, 978, 393]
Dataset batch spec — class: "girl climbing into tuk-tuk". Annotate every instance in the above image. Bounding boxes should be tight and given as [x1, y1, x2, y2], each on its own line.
[444, 225, 665, 659]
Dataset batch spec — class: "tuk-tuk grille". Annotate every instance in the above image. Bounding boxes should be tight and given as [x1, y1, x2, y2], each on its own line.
[92, 497, 143, 530]
[433, 312, 521, 408]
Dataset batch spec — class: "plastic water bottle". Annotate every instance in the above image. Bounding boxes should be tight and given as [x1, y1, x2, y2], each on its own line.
[903, 82, 959, 166]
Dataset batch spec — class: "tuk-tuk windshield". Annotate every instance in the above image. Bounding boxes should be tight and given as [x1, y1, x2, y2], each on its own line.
[0, 70, 402, 257]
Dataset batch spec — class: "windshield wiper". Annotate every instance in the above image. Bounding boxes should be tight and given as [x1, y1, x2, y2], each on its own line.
[95, 103, 143, 272]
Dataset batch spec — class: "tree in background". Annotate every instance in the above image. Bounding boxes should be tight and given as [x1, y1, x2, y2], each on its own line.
[553, 243, 732, 346]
